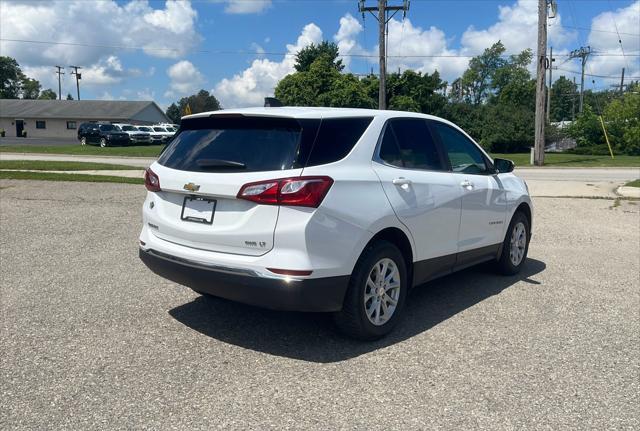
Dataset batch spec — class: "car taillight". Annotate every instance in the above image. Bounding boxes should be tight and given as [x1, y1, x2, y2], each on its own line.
[144, 168, 161, 192]
[237, 176, 333, 208]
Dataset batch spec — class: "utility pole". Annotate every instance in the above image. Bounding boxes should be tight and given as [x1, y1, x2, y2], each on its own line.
[546, 46, 555, 122]
[572, 77, 576, 121]
[54, 66, 64, 100]
[358, 0, 410, 110]
[609, 68, 627, 94]
[533, 0, 549, 166]
[568, 46, 592, 113]
[69, 66, 82, 100]
[619, 67, 625, 94]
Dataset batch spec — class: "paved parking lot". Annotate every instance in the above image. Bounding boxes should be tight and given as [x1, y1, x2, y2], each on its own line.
[1, 180, 638, 429]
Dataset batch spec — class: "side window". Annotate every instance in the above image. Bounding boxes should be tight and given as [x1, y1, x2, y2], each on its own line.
[379, 119, 443, 171]
[305, 117, 373, 167]
[432, 122, 489, 175]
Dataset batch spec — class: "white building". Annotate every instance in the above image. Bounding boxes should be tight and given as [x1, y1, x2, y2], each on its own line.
[0, 99, 169, 139]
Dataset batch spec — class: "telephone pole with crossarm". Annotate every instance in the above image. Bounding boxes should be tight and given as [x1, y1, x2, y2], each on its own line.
[358, 1, 410, 110]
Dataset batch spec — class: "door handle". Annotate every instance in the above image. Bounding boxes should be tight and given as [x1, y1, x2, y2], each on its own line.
[460, 179, 474, 190]
[392, 177, 412, 187]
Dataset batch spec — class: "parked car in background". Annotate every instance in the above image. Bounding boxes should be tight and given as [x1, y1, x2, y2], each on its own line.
[139, 107, 533, 340]
[113, 123, 151, 145]
[151, 126, 176, 143]
[135, 126, 165, 145]
[77, 123, 130, 147]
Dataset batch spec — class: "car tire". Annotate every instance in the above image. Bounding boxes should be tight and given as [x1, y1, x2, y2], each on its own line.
[80, 137, 86, 146]
[100, 138, 107, 148]
[334, 240, 407, 340]
[496, 211, 530, 275]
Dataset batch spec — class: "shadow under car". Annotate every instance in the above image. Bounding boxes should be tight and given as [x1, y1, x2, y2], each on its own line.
[168, 258, 546, 363]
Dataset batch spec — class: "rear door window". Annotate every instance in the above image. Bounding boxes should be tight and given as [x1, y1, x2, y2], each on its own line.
[378, 118, 444, 171]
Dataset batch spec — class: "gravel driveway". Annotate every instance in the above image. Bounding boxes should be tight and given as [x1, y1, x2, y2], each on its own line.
[1, 180, 638, 429]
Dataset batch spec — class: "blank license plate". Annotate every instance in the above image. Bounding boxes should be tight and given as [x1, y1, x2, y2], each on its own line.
[181, 196, 216, 224]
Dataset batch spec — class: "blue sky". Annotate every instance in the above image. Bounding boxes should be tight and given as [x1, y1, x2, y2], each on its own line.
[1, 0, 638, 108]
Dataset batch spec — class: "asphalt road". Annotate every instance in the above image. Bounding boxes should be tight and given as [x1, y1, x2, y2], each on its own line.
[1, 181, 639, 429]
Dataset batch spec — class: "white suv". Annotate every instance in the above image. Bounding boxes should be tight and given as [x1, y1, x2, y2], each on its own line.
[139, 108, 532, 340]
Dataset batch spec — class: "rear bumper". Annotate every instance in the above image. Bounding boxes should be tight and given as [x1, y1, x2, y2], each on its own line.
[139, 248, 349, 312]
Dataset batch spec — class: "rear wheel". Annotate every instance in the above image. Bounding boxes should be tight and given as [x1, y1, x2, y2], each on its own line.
[334, 240, 407, 340]
[80, 137, 86, 146]
[496, 211, 530, 275]
[100, 137, 107, 148]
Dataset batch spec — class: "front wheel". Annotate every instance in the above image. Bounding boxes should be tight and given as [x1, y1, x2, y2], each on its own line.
[100, 138, 107, 148]
[496, 211, 530, 275]
[334, 240, 407, 340]
[80, 137, 86, 146]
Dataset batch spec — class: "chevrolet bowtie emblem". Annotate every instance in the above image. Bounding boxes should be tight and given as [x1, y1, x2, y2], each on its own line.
[183, 182, 200, 192]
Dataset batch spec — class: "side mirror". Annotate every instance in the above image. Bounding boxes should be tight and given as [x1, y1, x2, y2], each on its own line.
[494, 158, 515, 173]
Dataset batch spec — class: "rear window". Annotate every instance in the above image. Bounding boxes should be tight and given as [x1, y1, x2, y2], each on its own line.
[158, 115, 373, 173]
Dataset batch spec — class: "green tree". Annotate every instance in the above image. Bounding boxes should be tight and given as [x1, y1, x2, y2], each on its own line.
[603, 84, 640, 155]
[38, 88, 57, 100]
[276, 55, 374, 108]
[66, 93, 74, 100]
[491, 49, 532, 101]
[166, 103, 181, 124]
[322, 73, 375, 108]
[387, 70, 448, 115]
[567, 105, 604, 148]
[294, 41, 344, 73]
[549, 76, 577, 121]
[21, 77, 41, 99]
[389, 95, 421, 112]
[461, 42, 507, 105]
[0, 56, 24, 98]
[166, 90, 222, 122]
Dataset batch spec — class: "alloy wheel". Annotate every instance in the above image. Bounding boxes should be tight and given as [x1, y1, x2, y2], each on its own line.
[509, 221, 527, 266]
[364, 258, 401, 326]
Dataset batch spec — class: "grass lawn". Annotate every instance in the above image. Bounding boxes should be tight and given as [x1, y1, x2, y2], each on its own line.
[0, 144, 163, 157]
[0, 170, 143, 184]
[491, 153, 640, 168]
[625, 179, 640, 187]
[0, 160, 142, 171]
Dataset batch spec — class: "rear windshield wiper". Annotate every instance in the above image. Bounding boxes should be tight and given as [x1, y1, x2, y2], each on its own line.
[196, 159, 246, 169]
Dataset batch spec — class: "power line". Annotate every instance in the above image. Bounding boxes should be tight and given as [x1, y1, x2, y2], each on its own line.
[555, 67, 639, 80]
[607, 0, 631, 72]
[551, 24, 640, 37]
[1, 38, 638, 59]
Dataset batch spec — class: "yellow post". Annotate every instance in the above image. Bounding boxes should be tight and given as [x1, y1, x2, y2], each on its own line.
[599, 115, 614, 159]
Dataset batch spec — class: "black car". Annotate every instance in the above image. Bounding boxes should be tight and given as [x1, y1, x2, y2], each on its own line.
[77, 123, 130, 147]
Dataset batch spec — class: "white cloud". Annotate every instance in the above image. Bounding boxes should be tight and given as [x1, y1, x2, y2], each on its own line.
[137, 88, 156, 101]
[0, 0, 200, 67]
[98, 91, 115, 101]
[332, 14, 469, 80]
[461, 0, 574, 56]
[334, 13, 364, 69]
[586, 1, 640, 83]
[82, 56, 127, 85]
[220, 0, 272, 14]
[214, 23, 322, 107]
[165, 60, 205, 98]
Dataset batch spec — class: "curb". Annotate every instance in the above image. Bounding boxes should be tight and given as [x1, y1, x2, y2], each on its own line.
[616, 186, 640, 198]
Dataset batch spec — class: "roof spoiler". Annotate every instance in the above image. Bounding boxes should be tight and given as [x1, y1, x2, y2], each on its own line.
[264, 97, 283, 107]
